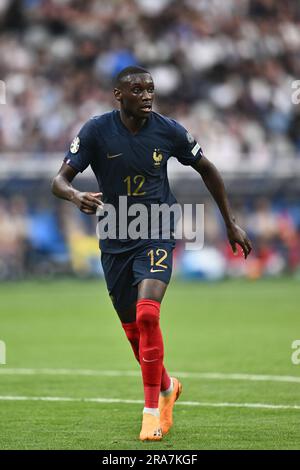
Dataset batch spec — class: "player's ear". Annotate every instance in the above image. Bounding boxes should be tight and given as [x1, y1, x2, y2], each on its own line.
[114, 88, 122, 102]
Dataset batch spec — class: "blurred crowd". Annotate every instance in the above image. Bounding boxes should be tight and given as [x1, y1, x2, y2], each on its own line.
[0, 193, 299, 280]
[1, 0, 300, 171]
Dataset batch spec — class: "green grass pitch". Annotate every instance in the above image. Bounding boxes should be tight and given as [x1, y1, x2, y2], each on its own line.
[0, 278, 299, 449]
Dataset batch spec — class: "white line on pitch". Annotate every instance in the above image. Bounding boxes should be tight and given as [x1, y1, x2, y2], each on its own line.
[0, 368, 300, 384]
[0, 395, 300, 410]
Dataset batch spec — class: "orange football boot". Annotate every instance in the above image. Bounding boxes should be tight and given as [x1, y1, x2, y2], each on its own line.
[159, 377, 182, 435]
[139, 413, 163, 441]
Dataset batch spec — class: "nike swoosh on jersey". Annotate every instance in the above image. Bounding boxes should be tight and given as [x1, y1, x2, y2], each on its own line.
[107, 153, 123, 159]
[150, 268, 165, 273]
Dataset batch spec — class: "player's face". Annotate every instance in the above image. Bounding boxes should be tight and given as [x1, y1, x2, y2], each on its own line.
[114, 73, 155, 119]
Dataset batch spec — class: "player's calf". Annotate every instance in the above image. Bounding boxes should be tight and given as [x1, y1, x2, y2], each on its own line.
[136, 299, 164, 410]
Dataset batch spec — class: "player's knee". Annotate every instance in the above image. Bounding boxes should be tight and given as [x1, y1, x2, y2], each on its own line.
[123, 328, 138, 345]
[121, 322, 140, 362]
[136, 299, 160, 330]
[126, 329, 137, 343]
[121, 322, 139, 346]
[137, 310, 159, 330]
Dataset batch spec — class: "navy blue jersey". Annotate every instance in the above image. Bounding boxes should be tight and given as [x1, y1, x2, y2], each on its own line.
[64, 110, 203, 253]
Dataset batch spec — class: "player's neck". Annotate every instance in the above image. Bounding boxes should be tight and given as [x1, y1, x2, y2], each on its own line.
[119, 109, 148, 135]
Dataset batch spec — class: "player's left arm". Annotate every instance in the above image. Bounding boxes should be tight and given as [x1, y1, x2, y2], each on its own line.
[192, 156, 252, 259]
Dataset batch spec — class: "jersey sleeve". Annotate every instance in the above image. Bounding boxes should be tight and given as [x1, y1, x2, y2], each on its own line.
[64, 119, 96, 172]
[172, 120, 204, 166]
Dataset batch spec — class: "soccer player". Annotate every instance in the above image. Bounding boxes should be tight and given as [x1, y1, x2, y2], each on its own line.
[52, 66, 252, 441]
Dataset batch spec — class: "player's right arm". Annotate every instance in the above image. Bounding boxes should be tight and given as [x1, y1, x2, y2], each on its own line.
[51, 119, 103, 214]
[51, 163, 103, 215]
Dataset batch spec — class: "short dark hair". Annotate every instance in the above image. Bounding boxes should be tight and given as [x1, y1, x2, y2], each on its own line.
[114, 66, 150, 87]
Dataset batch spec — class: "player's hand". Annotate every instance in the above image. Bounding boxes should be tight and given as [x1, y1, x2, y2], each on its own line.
[71, 191, 104, 215]
[226, 223, 252, 259]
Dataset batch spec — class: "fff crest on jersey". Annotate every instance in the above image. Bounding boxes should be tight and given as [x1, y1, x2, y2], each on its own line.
[70, 136, 80, 154]
[152, 149, 163, 167]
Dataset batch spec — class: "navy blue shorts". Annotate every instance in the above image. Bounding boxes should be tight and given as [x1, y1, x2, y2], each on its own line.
[101, 241, 175, 314]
